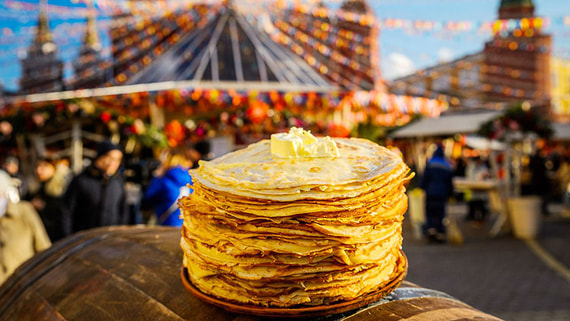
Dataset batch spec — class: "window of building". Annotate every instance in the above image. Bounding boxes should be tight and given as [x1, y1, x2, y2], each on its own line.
[433, 73, 450, 92]
[551, 73, 558, 89]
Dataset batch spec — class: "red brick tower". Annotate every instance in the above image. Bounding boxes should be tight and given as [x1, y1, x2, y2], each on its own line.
[482, 0, 551, 111]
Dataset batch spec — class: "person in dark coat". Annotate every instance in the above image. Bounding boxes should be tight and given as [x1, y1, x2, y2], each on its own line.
[60, 140, 128, 236]
[27, 158, 71, 242]
[529, 149, 550, 215]
[420, 144, 454, 243]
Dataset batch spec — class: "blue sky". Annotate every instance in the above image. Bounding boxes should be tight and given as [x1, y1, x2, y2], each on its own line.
[371, 0, 570, 79]
[0, 0, 569, 92]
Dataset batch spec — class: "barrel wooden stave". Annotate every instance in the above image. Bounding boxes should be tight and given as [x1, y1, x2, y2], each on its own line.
[4, 290, 65, 321]
[346, 297, 502, 321]
[0, 226, 502, 321]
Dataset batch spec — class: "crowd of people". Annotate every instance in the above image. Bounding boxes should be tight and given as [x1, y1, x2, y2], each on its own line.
[0, 139, 210, 285]
[416, 141, 570, 244]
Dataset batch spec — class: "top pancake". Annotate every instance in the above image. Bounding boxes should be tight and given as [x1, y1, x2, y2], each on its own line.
[192, 138, 410, 201]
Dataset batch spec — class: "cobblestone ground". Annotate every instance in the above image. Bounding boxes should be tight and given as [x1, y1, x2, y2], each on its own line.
[402, 202, 570, 321]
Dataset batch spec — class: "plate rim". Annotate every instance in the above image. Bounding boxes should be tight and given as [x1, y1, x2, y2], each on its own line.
[180, 251, 408, 318]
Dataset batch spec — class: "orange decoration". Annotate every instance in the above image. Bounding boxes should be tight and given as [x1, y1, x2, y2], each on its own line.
[328, 123, 350, 138]
[164, 120, 186, 147]
[246, 100, 270, 124]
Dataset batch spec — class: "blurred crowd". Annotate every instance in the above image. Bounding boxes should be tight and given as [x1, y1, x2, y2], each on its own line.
[0, 139, 211, 284]
[410, 141, 570, 244]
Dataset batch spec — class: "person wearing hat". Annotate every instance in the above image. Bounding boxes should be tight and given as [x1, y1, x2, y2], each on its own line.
[0, 170, 51, 285]
[189, 140, 211, 169]
[60, 140, 128, 236]
[420, 144, 454, 244]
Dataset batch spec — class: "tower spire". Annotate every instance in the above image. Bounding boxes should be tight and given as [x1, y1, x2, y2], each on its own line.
[35, 0, 52, 44]
[72, 0, 106, 89]
[498, 0, 535, 20]
[82, 2, 101, 50]
[20, 0, 63, 93]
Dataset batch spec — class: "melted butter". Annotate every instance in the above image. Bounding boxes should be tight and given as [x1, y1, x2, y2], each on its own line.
[271, 127, 339, 158]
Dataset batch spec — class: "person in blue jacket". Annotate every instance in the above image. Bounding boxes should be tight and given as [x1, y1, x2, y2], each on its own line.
[143, 152, 193, 227]
[420, 144, 454, 243]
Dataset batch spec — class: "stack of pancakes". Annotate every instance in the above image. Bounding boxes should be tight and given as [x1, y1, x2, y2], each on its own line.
[180, 138, 413, 307]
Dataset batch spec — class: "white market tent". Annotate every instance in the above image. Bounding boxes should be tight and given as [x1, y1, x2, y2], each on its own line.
[390, 110, 501, 139]
[389, 110, 503, 175]
[464, 135, 506, 151]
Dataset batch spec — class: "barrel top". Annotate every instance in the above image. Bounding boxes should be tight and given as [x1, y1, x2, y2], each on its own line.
[0, 226, 502, 321]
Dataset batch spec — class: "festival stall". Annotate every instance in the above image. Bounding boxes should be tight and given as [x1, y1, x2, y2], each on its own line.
[1, 0, 445, 177]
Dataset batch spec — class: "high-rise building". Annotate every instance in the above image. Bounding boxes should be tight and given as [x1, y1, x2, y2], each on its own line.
[19, 0, 64, 94]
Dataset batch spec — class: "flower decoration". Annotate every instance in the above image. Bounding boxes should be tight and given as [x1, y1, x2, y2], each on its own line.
[246, 100, 270, 124]
[164, 120, 187, 147]
[100, 111, 112, 123]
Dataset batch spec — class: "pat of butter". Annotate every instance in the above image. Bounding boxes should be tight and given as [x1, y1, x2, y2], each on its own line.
[271, 133, 304, 158]
[289, 127, 317, 146]
[303, 136, 339, 157]
[271, 127, 339, 158]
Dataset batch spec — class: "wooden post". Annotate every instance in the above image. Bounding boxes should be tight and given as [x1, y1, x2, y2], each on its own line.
[149, 102, 165, 129]
[505, 143, 513, 198]
[30, 134, 46, 158]
[15, 134, 31, 180]
[71, 120, 83, 174]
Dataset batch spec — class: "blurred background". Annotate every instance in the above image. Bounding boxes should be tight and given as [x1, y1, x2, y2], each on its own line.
[0, 1, 569, 320]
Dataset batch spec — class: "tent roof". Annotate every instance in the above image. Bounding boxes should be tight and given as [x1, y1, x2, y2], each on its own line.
[127, 6, 332, 89]
[390, 110, 501, 138]
[464, 135, 506, 150]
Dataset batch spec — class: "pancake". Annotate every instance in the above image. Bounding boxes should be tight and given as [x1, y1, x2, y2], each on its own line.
[180, 134, 413, 308]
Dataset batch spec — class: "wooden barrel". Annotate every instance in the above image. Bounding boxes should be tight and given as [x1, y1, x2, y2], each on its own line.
[0, 226, 503, 321]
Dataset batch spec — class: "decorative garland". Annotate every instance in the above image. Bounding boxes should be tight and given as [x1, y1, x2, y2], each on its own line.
[273, 20, 369, 76]
[269, 27, 354, 88]
[111, 5, 219, 85]
[3, 0, 569, 36]
[1, 88, 444, 147]
[0, 98, 168, 149]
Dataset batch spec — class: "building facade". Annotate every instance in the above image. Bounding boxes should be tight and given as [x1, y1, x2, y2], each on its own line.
[72, 13, 109, 89]
[551, 57, 570, 122]
[481, 0, 551, 110]
[390, 0, 568, 120]
[19, 3, 64, 94]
